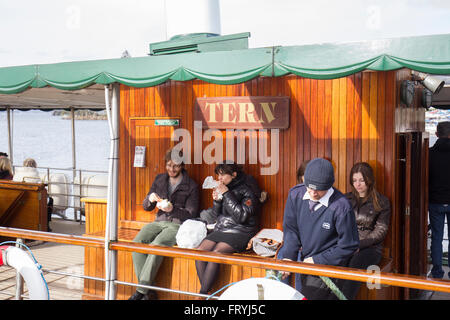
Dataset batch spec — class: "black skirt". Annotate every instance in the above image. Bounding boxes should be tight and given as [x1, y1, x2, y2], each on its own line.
[205, 231, 253, 252]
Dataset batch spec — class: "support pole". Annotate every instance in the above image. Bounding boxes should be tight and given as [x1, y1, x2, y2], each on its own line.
[14, 238, 24, 300]
[7, 107, 13, 166]
[70, 107, 78, 221]
[104, 83, 119, 300]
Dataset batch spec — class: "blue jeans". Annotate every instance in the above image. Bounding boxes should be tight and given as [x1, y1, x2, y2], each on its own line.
[429, 203, 450, 278]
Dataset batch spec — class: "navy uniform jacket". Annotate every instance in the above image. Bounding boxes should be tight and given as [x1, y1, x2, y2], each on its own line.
[278, 184, 359, 266]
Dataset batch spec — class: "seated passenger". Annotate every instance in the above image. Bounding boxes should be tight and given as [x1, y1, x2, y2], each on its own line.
[296, 160, 310, 184]
[0, 157, 13, 180]
[129, 149, 200, 300]
[13, 158, 54, 232]
[13, 158, 41, 183]
[277, 158, 359, 300]
[195, 161, 261, 296]
[339, 162, 391, 299]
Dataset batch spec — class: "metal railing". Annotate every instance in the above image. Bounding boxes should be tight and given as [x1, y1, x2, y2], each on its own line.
[12, 165, 108, 222]
[1, 226, 450, 301]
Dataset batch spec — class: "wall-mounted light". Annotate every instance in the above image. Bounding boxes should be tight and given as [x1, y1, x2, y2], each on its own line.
[423, 75, 445, 94]
[401, 80, 415, 107]
[412, 71, 445, 94]
[422, 88, 433, 110]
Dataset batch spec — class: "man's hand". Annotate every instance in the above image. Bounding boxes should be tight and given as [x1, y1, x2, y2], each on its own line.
[159, 202, 173, 213]
[303, 257, 314, 264]
[149, 192, 161, 203]
[280, 258, 292, 280]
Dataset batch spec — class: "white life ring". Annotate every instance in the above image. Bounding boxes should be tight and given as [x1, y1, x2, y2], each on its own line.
[0, 246, 49, 300]
[219, 277, 305, 300]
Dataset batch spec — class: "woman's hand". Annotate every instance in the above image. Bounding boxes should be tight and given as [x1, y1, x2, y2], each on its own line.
[212, 189, 221, 201]
[215, 182, 229, 195]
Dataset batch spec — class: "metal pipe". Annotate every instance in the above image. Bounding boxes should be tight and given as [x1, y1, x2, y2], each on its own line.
[109, 83, 120, 299]
[114, 280, 217, 299]
[70, 107, 77, 222]
[42, 269, 105, 282]
[6, 107, 13, 165]
[104, 85, 112, 300]
[104, 83, 119, 300]
[14, 239, 24, 300]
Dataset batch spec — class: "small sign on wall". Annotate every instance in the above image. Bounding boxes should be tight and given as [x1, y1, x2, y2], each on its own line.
[155, 119, 180, 126]
[195, 96, 290, 129]
[133, 146, 146, 167]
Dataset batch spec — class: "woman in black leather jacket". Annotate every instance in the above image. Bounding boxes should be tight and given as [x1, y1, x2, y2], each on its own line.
[195, 162, 261, 295]
[340, 162, 391, 299]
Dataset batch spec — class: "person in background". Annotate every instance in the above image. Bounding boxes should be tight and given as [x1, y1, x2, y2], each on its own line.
[0, 157, 13, 180]
[129, 148, 200, 300]
[339, 162, 391, 299]
[296, 160, 310, 184]
[277, 158, 359, 300]
[13, 158, 54, 232]
[195, 161, 261, 296]
[13, 158, 41, 183]
[0, 152, 8, 158]
[428, 121, 450, 279]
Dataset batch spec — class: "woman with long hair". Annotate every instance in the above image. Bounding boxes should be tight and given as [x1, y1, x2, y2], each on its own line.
[0, 157, 13, 180]
[195, 161, 261, 296]
[340, 162, 391, 299]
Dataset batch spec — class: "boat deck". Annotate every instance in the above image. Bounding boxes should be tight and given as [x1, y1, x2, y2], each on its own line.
[0, 218, 448, 300]
[0, 218, 85, 300]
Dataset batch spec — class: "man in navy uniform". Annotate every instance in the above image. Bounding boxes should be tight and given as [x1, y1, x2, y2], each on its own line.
[277, 158, 359, 299]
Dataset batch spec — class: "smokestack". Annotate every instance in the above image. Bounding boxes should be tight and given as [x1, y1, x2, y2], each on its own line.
[165, 0, 221, 40]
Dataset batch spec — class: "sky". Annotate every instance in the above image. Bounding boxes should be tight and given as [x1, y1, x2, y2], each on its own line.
[0, 0, 450, 67]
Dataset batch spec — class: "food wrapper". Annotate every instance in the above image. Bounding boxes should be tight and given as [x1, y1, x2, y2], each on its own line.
[202, 176, 223, 200]
[202, 176, 219, 189]
[156, 199, 172, 210]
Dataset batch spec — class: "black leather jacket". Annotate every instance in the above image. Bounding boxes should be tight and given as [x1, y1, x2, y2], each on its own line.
[345, 191, 390, 252]
[212, 173, 260, 236]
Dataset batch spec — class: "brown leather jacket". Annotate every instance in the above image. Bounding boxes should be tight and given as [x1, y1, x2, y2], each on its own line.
[143, 170, 200, 224]
[345, 191, 391, 251]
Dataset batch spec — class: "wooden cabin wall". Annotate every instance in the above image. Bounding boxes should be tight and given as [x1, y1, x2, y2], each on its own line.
[118, 71, 399, 257]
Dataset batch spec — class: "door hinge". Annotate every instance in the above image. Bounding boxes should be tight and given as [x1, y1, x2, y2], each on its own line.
[405, 206, 410, 216]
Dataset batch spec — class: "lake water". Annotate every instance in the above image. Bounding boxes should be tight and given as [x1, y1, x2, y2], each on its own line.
[0, 110, 109, 171]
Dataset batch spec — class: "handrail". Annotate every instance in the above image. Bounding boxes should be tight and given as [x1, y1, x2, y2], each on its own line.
[111, 241, 450, 294]
[1, 226, 450, 294]
[0, 227, 103, 248]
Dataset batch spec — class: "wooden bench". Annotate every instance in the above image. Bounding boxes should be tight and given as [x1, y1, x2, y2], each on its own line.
[83, 227, 267, 300]
[81, 198, 394, 300]
[0, 180, 48, 236]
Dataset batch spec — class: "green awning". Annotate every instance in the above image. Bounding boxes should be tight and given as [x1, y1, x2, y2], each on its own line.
[0, 33, 449, 94]
[273, 33, 450, 79]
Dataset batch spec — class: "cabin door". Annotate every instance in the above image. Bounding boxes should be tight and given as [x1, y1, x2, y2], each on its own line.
[397, 132, 429, 299]
[129, 118, 179, 223]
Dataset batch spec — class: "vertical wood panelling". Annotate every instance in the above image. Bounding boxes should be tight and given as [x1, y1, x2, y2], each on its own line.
[119, 72, 398, 232]
[89, 71, 402, 299]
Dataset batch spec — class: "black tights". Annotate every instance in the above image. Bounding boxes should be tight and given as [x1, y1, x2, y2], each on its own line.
[195, 239, 235, 294]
